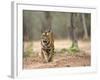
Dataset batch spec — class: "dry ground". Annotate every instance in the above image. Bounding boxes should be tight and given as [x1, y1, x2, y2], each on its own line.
[23, 40, 91, 69]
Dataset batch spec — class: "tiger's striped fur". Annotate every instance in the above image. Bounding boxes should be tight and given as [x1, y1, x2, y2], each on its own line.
[41, 31, 54, 63]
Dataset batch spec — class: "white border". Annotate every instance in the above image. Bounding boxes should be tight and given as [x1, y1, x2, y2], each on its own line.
[11, 1, 97, 79]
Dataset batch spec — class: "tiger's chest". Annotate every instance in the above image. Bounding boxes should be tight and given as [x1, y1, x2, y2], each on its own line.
[41, 39, 54, 53]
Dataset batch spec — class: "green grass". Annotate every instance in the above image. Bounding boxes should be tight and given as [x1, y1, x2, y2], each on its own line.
[61, 48, 68, 53]
[23, 43, 33, 58]
[67, 46, 80, 54]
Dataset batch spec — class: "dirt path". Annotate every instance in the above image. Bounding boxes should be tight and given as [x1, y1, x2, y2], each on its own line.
[23, 40, 91, 69]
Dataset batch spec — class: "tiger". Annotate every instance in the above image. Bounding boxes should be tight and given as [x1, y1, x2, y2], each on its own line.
[41, 30, 54, 63]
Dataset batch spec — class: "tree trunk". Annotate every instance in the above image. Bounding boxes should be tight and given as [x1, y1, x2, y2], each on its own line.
[41, 11, 52, 32]
[82, 14, 89, 40]
[69, 13, 79, 53]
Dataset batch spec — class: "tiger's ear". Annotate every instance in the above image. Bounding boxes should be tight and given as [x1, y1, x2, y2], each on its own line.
[47, 32, 49, 35]
[48, 29, 51, 32]
[48, 30, 50, 32]
[42, 32, 45, 35]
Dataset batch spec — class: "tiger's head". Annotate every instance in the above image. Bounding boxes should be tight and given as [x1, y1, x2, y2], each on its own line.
[41, 31, 51, 44]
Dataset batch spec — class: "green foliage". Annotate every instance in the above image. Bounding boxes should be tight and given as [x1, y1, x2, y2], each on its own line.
[23, 51, 33, 58]
[67, 42, 80, 54]
[61, 48, 68, 53]
[23, 42, 33, 58]
[68, 47, 79, 53]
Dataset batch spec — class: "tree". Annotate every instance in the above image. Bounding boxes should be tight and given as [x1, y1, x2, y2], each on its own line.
[23, 10, 34, 57]
[82, 13, 89, 40]
[68, 13, 79, 53]
[41, 11, 52, 32]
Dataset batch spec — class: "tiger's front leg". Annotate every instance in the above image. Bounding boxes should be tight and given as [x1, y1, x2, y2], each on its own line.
[48, 48, 54, 62]
[41, 49, 49, 63]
